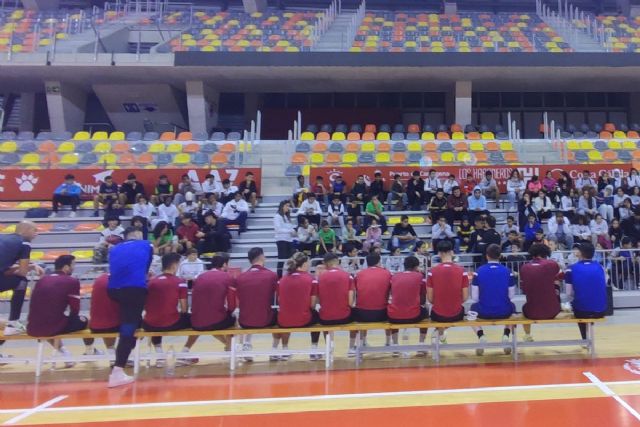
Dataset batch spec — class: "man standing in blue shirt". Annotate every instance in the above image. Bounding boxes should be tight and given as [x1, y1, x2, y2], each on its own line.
[564, 242, 608, 341]
[470, 244, 516, 355]
[107, 227, 153, 388]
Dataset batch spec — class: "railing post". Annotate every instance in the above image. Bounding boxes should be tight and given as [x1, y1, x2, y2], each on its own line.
[256, 110, 262, 142]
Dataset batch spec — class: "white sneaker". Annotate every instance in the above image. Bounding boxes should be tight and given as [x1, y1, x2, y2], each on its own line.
[108, 368, 134, 388]
[439, 333, 448, 344]
[476, 336, 487, 356]
[347, 347, 356, 357]
[83, 348, 105, 356]
[176, 357, 198, 367]
[3, 321, 26, 336]
[242, 343, 253, 362]
[56, 350, 75, 369]
[49, 212, 57, 218]
[502, 335, 512, 355]
[69, 211, 76, 218]
[523, 334, 534, 343]
[416, 350, 428, 357]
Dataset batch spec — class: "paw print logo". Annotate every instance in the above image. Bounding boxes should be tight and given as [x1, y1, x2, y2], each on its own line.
[16, 173, 38, 192]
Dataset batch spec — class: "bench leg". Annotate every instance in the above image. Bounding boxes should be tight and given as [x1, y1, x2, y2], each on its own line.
[230, 336, 237, 372]
[434, 333, 440, 364]
[133, 339, 141, 377]
[355, 332, 362, 367]
[587, 322, 596, 359]
[324, 332, 331, 369]
[35, 340, 44, 378]
[511, 325, 518, 362]
[329, 331, 335, 367]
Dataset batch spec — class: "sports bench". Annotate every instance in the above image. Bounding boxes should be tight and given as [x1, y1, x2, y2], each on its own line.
[0, 315, 604, 378]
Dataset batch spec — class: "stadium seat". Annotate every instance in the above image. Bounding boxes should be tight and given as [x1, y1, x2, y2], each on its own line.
[37, 141, 56, 154]
[485, 141, 499, 151]
[14, 131, 32, 141]
[347, 132, 361, 141]
[392, 142, 407, 152]
[436, 132, 450, 140]
[291, 153, 307, 164]
[143, 132, 160, 141]
[580, 141, 595, 150]
[109, 131, 125, 141]
[438, 141, 454, 152]
[329, 142, 344, 153]
[345, 142, 359, 153]
[36, 132, 52, 141]
[623, 140, 637, 150]
[177, 132, 193, 141]
[618, 151, 632, 162]
[59, 153, 79, 166]
[148, 142, 166, 153]
[481, 132, 495, 140]
[407, 152, 423, 163]
[378, 142, 391, 152]
[469, 141, 484, 152]
[301, 132, 315, 141]
[391, 132, 405, 141]
[160, 132, 177, 141]
[326, 153, 341, 163]
[331, 132, 346, 141]
[607, 140, 621, 150]
[0, 141, 17, 153]
[423, 141, 437, 152]
[499, 141, 514, 151]
[130, 143, 149, 153]
[53, 132, 72, 141]
[191, 152, 210, 166]
[192, 131, 209, 141]
[504, 152, 519, 163]
[296, 142, 311, 153]
[311, 142, 327, 153]
[310, 153, 324, 164]
[126, 132, 142, 141]
[358, 153, 374, 163]
[98, 153, 117, 165]
[174, 153, 192, 165]
[361, 142, 376, 152]
[183, 143, 200, 153]
[375, 152, 391, 163]
[342, 153, 358, 164]
[210, 132, 226, 141]
[441, 152, 455, 162]
[112, 142, 130, 153]
[376, 132, 390, 141]
[219, 143, 235, 153]
[614, 131, 626, 139]
[166, 143, 184, 153]
[567, 140, 580, 150]
[391, 152, 406, 163]
[407, 124, 420, 134]
[454, 142, 468, 151]
[452, 131, 465, 140]
[467, 131, 480, 140]
[0, 153, 19, 166]
[603, 150, 617, 161]
[136, 153, 154, 165]
[457, 152, 472, 163]
[156, 153, 174, 166]
[117, 153, 135, 165]
[92, 131, 109, 141]
[73, 131, 90, 141]
[316, 132, 330, 141]
[57, 141, 75, 153]
[599, 131, 612, 139]
[362, 132, 375, 141]
[17, 141, 36, 154]
[93, 142, 112, 153]
[574, 151, 589, 162]
[80, 153, 98, 165]
[587, 150, 603, 161]
[201, 143, 218, 154]
[364, 124, 376, 133]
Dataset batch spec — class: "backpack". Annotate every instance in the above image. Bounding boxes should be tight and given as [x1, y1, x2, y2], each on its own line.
[25, 208, 50, 218]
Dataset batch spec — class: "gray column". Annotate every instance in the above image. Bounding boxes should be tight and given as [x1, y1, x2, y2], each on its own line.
[186, 81, 220, 136]
[629, 92, 640, 125]
[45, 81, 87, 134]
[242, 0, 267, 13]
[19, 92, 35, 132]
[22, 0, 59, 10]
[454, 81, 472, 126]
[244, 93, 259, 130]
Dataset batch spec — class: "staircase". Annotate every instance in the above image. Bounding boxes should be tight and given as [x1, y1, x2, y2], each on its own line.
[540, 15, 605, 52]
[312, 11, 358, 52]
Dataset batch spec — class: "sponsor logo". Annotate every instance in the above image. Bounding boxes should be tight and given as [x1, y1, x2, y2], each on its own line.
[624, 359, 640, 375]
[16, 173, 38, 192]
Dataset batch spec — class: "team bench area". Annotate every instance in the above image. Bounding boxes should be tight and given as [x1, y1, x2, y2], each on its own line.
[0, 315, 605, 379]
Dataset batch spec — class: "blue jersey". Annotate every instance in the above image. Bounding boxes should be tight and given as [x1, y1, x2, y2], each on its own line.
[564, 260, 607, 313]
[472, 262, 515, 317]
[108, 240, 153, 290]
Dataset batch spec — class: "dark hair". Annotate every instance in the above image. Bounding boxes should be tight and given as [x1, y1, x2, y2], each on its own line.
[64, 174, 75, 180]
[124, 226, 142, 239]
[485, 244, 501, 260]
[286, 252, 309, 274]
[486, 215, 496, 228]
[366, 253, 381, 267]
[342, 243, 355, 254]
[508, 230, 519, 236]
[414, 240, 427, 251]
[105, 175, 113, 180]
[54, 254, 75, 271]
[159, 174, 167, 179]
[400, 214, 409, 221]
[529, 243, 551, 258]
[152, 221, 168, 239]
[161, 253, 182, 270]
[578, 242, 595, 259]
[185, 248, 198, 256]
[320, 220, 329, 227]
[507, 215, 515, 221]
[436, 239, 453, 253]
[412, 170, 420, 176]
[452, 186, 460, 193]
[245, 171, 254, 177]
[394, 174, 401, 179]
[621, 236, 632, 246]
[127, 173, 136, 180]
[222, 178, 230, 185]
[211, 253, 230, 269]
[248, 247, 264, 263]
[130, 215, 146, 227]
[181, 174, 189, 179]
[324, 252, 340, 265]
[205, 174, 214, 179]
[277, 200, 291, 220]
[374, 172, 382, 177]
[404, 255, 420, 271]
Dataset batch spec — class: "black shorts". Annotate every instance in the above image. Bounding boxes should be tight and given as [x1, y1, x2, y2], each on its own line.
[142, 313, 192, 332]
[388, 307, 428, 324]
[353, 308, 388, 323]
[430, 308, 465, 323]
[60, 315, 89, 335]
[192, 314, 236, 331]
[573, 309, 606, 320]
[320, 311, 353, 326]
[239, 309, 278, 329]
[90, 326, 120, 334]
[107, 287, 147, 327]
[0, 274, 26, 292]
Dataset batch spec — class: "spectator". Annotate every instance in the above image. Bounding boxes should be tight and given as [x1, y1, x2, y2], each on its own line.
[158, 196, 179, 228]
[131, 216, 149, 240]
[201, 174, 220, 199]
[507, 169, 526, 211]
[150, 221, 178, 255]
[198, 193, 223, 220]
[93, 216, 124, 264]
[614, 187, 631, 218]
[500, 216, 519, 241]
[238, 171, 258, 213]
[386, 174, 408, 210]
[561, 188, 578, 221]
[362, 218, 383, 253]
[364, 194, 387, 233]
[619, 198, 634, 221]
[176, 214, 203, 252]
[575, 170, 596, 192]
[542, 171, 558, 194]
[446, 186, 468, 226]
[347, 198, 363, 228]
[385, 247, 403, 273]
[119, 173, 146, 206]
[197, 211, 231, 254]
[274, 200, 297, 278]
[442, 174, 459, 195]
[547, 238, 566, 270]
[177, 192, 199, 217]
[317, 253, 355, 326]
[94, 175, 120, 217]
[572, 215, 593, 244]
[612, 169, 627, 191]
[423, 169, 441, 205]
[292, 174, 308, 207]
[621, 207, 640, 245]
[177, 248, 206, 286]
[318, 220, 337, 255]
[526, 174, 542, 196]
[518, 192, 537, 231]
[609, 218, 623, 248]
[533, 189, 554, 220]
[557, 171, 573, 192]
[368, 172, 386, 201]
[221, 192, 249, 234]
[391, 215, 418, 251]
[468, 187, 489, 223]
[152, 175, 174, 206]
[525, 229, 546, 251]
[597, 186, 615, 222]
[298, 193, 322, 227]
[132, 195, 155, 223]
[610, 237, 639, 289]
[341, 243, 362, 275]
[330, 175, 347, 203]
[466, 215, 487, 254]
[461, 173, 478, 195]
[628, 168, 640, 189]
[432, 215, 460, 253]
[475, 216, 501, 259]
[629, 185, 640, 206]
[50, 174, 82, 218]
[341, 218, 362, 250]
[414, 240, 431, 272]
[350, 175, 369, 205]
[478, 171, 498, 202]
[313, 175, 329, 207]
[548, 211, 574, 250]
[297, 217, 317, 257]
[407, 171, 425, 210]
[327, 194, 346, 229]
[219, 179, 238, 205]
[590, 214, 612, 249]
[597, 171, 615, 194]
[457, 217, 474, 250]
[427, 189, 448, 224]
[174, 174, 197, 206]
[501, 230, 522, 253]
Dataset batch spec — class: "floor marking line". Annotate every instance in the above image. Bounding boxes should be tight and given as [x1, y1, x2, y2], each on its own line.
[584, 372, 640, 422]
[1, 380, 639, 415]
[2, 395, 68, 425]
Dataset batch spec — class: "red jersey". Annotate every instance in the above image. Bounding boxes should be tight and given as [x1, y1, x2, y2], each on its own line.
[177, 222, 200, 244]
[89, 274, 120, 330]
[277, 271, 318, 327]
[191, 269, 236, 328]
[235, 264, 278, 328]
[388, 271, 426, 320]
[143, 273, 188, 328]
[27, 272, 81, 337]
[520, 258, 561, 319]
[355, 266, 391, 310]
[318, 268, 355, 321]
[426, 262, 469, 317]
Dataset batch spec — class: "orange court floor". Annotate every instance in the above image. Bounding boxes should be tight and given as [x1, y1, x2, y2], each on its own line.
[0, 320, 640, 426]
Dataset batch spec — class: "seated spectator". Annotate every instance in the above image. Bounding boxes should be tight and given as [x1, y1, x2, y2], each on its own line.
[478, 171, 499, 202]
[564, 243, 608, 340]
[329, 175, 346, 203]
[27, 255, 94, 365]
[202, 174, 221, 199]
[118, 173, 146, 206]
[628, 168, 640, 189]
[238, 171, 258, 213]
[327, 194, 346, 229]
[572, 215, 593, 244]
[386, 174, 408, 210]
[190, 254, 236, 350]
[542, 171, 558, 195]
[428, 189, 448, 224]
[526, 228, 547, 252]
[50, 174, 82, 218]
[442, 174, 459, 196]
[93, 216, 124, 264]
[89, 273, 119, 357]
[575, 170, 597, 192]
[341, 218, 362, 250]
[423, 169, 441, 205]
[523, 213, 542, 245]
[619, 198, 634, 221]
[578, 189, 598, 218]
[276, 253, 320, 360]
[362, 218, 383, 253]
[198, 193, 223, 221]
[407, 171, 425, 211]
[298, 193, 322, 227]
[177, 214, 203, 253]
[526, 174, 542, 196]
[503, 232, 526, 272]
[347, 198, 363, 228]
[446, 186, 468, 226]
[198, 211, 231, 254]
[143, 253, 198, 366]
[178, 192, 199, 217]
[533, 189, 553, 220]
[468, 188, 489, 224]
[364, 194, 387, 233]
[614, 187, 631, 219]
[152, 175, 174, 206]
[547, 211, 574, 250]
[609, 218, 623, 248]
[501, 230, 522, 253]
[621, 207, 640, 246]
[414, 240, 431, 272]
[547, 238, 566, 270]
[312, 175, 329, 207]
[461, 173, 477, 196]
[350, 175, 369, 205]
[131, 216, 149, 240]
[296, 217, 318, 257]
[158, 196, 179, 228]
[369, 172, 386, 202]
[597, 186, 615, 222]
[318, 253, 355, 326]
[561, 188, 578, 221]
[132, 194, 155, 223]
[630, 186, 640, 206]
[457, 217, 474, 250]
[94, 175, 120, 217]
[385, 247, 404, 273]
[610, 237, 639, 290]
[150, 221, 179, 255]
[174, 174, 197, 206]
[597, 171, 615, 194]
[590, 214, 612, 249]
[391, 215, 418, 251]
[518, 192, 537, 231]
[177, 248, 205, 286]
[432, 215, 460, 253]
[470, 244, 516, 355]
[341, 243, 362, 275]
[292, 174, 308, 208]
[466, 215, 487, 254]
[221, 192, 249, 233]
[219, 179, 238, 205]
[318, 220, 337, 255]
[500, 216, 519, 242]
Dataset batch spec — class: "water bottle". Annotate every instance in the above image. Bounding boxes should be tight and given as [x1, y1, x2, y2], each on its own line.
[165, 346, 176, 376]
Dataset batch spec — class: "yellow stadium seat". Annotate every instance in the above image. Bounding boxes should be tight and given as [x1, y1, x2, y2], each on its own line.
[19, 153, 40, 165]
[71, 250, 94, 260]
[608, 140, 622, 150]
[331, 132, 346, 141]
[457, 152, 472, 163]
[98, 153, 117, 165]
[614, 131, 626, 139]
[59, 153, 79, 166]
[109, 131, 125, 141]
[310, 153, 324, 164]
[342, 153, 357, 163]
[166, 143, 183, 153]
[376, 132, 390, 141]
[481, 132, 495, 140]
[73, 131, 90, 141]
[407, 142, 421, 152]
[587, 150, 603, 162]
[499, 141, 514, 151]
[451, 131, 465, 140]
[623, 140, 637, 150]
[441, 152, 455, 162]
[567, 140, 580, 150]
[302, 165, 310, 176]
[148, 142, 165, 153]
[0, 141, 17, 153]
[375, 152, 390, 163]
[30, 251, 44, 261]
[57, 141, 76, 153]
[421, 132, 435, 141]
[580, 141, 595, 150]
[174, 153, 191, 165]
[93, 142, 112, 153]
[92, 131, 109, 141]
[470, 141, 484, 152]
[301, 132, 315, 141]
[361, 142, 376, 152]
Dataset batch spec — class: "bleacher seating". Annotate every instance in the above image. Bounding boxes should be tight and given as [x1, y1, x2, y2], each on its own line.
[350, 12, 571, 52]
[595, 15, 640, 52]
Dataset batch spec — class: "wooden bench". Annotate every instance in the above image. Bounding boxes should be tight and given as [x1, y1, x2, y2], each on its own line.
[0, 316, 605, 378]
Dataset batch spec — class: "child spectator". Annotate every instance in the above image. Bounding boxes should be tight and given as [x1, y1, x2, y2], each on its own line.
[362, 218, 382, 253]
[93, 216, 124, 264]
[177, 248, 205, 288]
[318, 220, 337, 255]
[341, 218, 362, 250]
[297, 217, 318, 257]
[328, 194, 346, 229]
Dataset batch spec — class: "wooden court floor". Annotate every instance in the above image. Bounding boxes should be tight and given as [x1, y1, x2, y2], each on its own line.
[0, 322, 639, 426]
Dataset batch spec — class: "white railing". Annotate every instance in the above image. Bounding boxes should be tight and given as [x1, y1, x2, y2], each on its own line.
[310, 0, 340, 49]
[342, 0, 366, 51]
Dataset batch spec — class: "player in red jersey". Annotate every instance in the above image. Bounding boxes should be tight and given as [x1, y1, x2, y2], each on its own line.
[89, 273, 121, 359]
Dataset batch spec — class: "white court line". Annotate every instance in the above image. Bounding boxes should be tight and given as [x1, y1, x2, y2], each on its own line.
[1, 380, 640, 415]
[583, 372, 640, 422]
[2, 395, 68, 425]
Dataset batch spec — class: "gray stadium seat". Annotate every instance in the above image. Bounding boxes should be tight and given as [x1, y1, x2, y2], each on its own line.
[80, 153, 98, 165]
[0, 153, 19, 165]
[52, 131, 72, 141]
[422, 124, 434, 133]
[592, 123, 603, 133]
[579, 124, 590, 133]
[285, 165, 302, 177]
[156, 153, 173, 166]
[329, 142, 344, 153]
[392, 142, 407, 152]
[488, 152, 504, 163]
[17, 131, 34, 141]
[52, 223, 74, 232]
[36, 131, 52, 141]
[494, 124, 504, 133]
[406, 132, 420, 140]
[226, 132, 241, 141]
[201, 143, 218, 153]
[192, 131, 208, 141]
[438, 141, 453, 152]
[407, 152, 422, 163]
[305, 124, 318, 133]
[320, 124, 333, 133]
[594, 140, 608, 151]
[17, 141, 37, 153]
[618, 123, 629, 132]
[573, 132, 585, 139]
[1, 131, 16, 140]
[464, 125, 477, 133]
[437, 124, 448, 132]
[496, 132, 509, 140]
[379, 124, 391, 133]
[126, 131, 142, 142]
[210, 132, 225, 141]
[191, 152, 209, 166]
[391, 132, 405, 141]
[295, 142, 311, 153]
[130, 143, 148, 153]
[358, 153, 374, 163]
[575, 151, 589, 162]
[585, 131, 598, 139]
[350, 124, 362, 133]
[393, 124, 405, 133]
[335, 124, 348, 133]
[143, 132, 159, 141]
[75, 142, 93, 153]
[618, 151, 632, 162]
[630, 123, 640, 132]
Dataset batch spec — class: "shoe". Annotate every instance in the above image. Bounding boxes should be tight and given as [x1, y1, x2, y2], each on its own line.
[251, 208, 256, 214]
[416, 350, 427, 357]
[93, 210, 99, 217]
[502, 335, 512, 355]
[108, 369, 135, 388]
[155, 359, 165, 369]
[523, 334, 534, 343]
[49, 212, 57, 218]
[69, 211, 76, 218]
[242, 343, 254, 362]
[476, 336, 487, 356]
[347, 347, 356, 358]
[439, 333, 448, 344]
[269, 355, 280, 362]
[176, 357, 198, 367]
[3, 321, 26, 336]
[83, 348, 105, 356]
[0, 354, 13, 366]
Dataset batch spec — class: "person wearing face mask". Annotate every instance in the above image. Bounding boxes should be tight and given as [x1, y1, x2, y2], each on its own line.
[178, 192, 199, 217]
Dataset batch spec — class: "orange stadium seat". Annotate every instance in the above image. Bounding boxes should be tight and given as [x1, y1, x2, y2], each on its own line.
[160, 132, 177, 141]
[219, 143, 235, 153]
[112, 142, 130, 153]
[378, 142, 391, 152]
[291, 153, 307, 164]
[177, 132, 193, 141]
[599, 131, 612, 139]
[436, 132, 450, 140]
[312, 142, 328, 153]
[423, 141, 437, 152]
[504, 152, 519, 163]
[38, 141, 56, 154]
[361, 132, 375, 141]
[316, 132, 330, 141]
[345, 142, 359, 153]
[212, 153, 229, 164]
[364, 124, 376, 133]
[347, 132, 361, 141]
[325, 153, 341, 163]
[391, 152, 406, 163]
